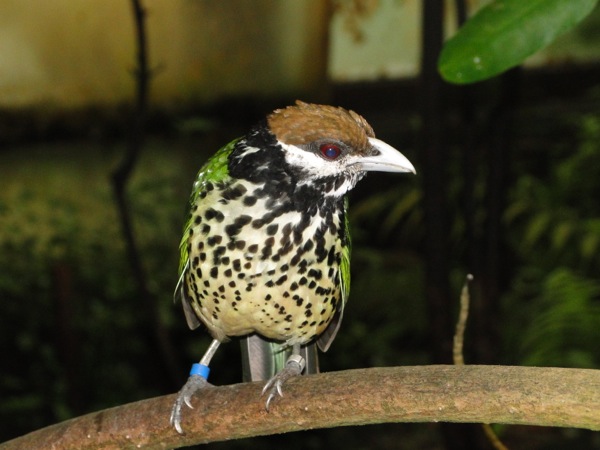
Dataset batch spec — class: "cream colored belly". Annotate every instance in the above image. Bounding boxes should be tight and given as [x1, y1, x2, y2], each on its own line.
[186, 211, 342, 345]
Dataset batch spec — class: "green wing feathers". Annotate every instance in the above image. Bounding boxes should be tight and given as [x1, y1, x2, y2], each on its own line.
[340, 197, 351, 303]
[316, 197, 351, 352]
[177, 138, 240, 276]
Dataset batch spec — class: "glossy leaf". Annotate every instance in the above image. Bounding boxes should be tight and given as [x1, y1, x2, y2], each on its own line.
[439, 0, 599, 84]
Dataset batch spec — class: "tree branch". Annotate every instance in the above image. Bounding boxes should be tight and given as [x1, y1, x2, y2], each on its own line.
[110, 0, 181, 387]
[2, 366, 598, 449]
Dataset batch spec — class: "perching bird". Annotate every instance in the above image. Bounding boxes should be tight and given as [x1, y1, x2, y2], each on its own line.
[170, 101, 415, 433]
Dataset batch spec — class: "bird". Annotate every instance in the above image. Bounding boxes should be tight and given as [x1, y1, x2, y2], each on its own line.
[169, 101, 415, 433]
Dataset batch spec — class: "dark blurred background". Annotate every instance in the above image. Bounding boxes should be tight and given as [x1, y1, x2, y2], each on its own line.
[1, 1, 599, 448]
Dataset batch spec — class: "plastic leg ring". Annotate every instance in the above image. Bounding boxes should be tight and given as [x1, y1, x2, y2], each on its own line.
[190, 363, 210, 379]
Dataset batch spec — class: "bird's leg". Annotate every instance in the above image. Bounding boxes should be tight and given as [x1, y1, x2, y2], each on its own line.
[170, 339, 220, 434]
[261, 343, 306, 411]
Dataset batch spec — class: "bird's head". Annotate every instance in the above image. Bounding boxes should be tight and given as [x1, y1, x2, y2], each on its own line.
[230, 101, 415, 198]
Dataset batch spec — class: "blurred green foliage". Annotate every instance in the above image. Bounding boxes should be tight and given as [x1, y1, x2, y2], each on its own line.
[0, 143, 186, 435]
[502, 113, 600, 368]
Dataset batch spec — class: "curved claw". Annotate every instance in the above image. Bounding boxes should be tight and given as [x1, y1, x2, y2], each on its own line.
[170, 375, 211, 434]
[261, 359, 304, 411]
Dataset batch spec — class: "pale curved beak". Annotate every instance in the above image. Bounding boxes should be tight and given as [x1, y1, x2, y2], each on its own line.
[355, 137, 416, 174]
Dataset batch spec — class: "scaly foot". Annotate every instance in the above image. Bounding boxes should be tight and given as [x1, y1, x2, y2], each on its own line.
[170, 375, 212, 434]
[261, 353, 305, 410]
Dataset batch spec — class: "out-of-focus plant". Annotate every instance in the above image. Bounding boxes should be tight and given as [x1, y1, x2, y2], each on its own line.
[502, 113, 600, 367]
[0, 146, 184, 439]
[506, 113, 600, 270]
[439, 0, 599, 84]
[521, 268, 600, 368]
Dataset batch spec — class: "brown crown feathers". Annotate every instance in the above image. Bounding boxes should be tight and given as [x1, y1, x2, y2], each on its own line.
[267, 101, 375, 155]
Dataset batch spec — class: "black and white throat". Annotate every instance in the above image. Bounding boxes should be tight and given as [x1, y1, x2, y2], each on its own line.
[229, 123, 366, 210]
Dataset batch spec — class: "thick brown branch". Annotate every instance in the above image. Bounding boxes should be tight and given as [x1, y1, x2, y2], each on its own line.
[2, 366, 598, 449]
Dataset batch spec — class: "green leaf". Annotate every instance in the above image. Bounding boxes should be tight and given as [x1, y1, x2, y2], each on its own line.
[381, 189, 421, 235]
[551, 220, 573, 251]
[438, 0, 599, 84]
[580, 230, 600, 260]
[524, 212, 551, 248]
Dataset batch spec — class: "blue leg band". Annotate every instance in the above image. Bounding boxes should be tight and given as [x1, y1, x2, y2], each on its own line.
[190, 363, 210, 379]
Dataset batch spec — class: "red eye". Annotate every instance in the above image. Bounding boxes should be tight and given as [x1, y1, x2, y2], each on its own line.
[319, 143, 342, 160]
